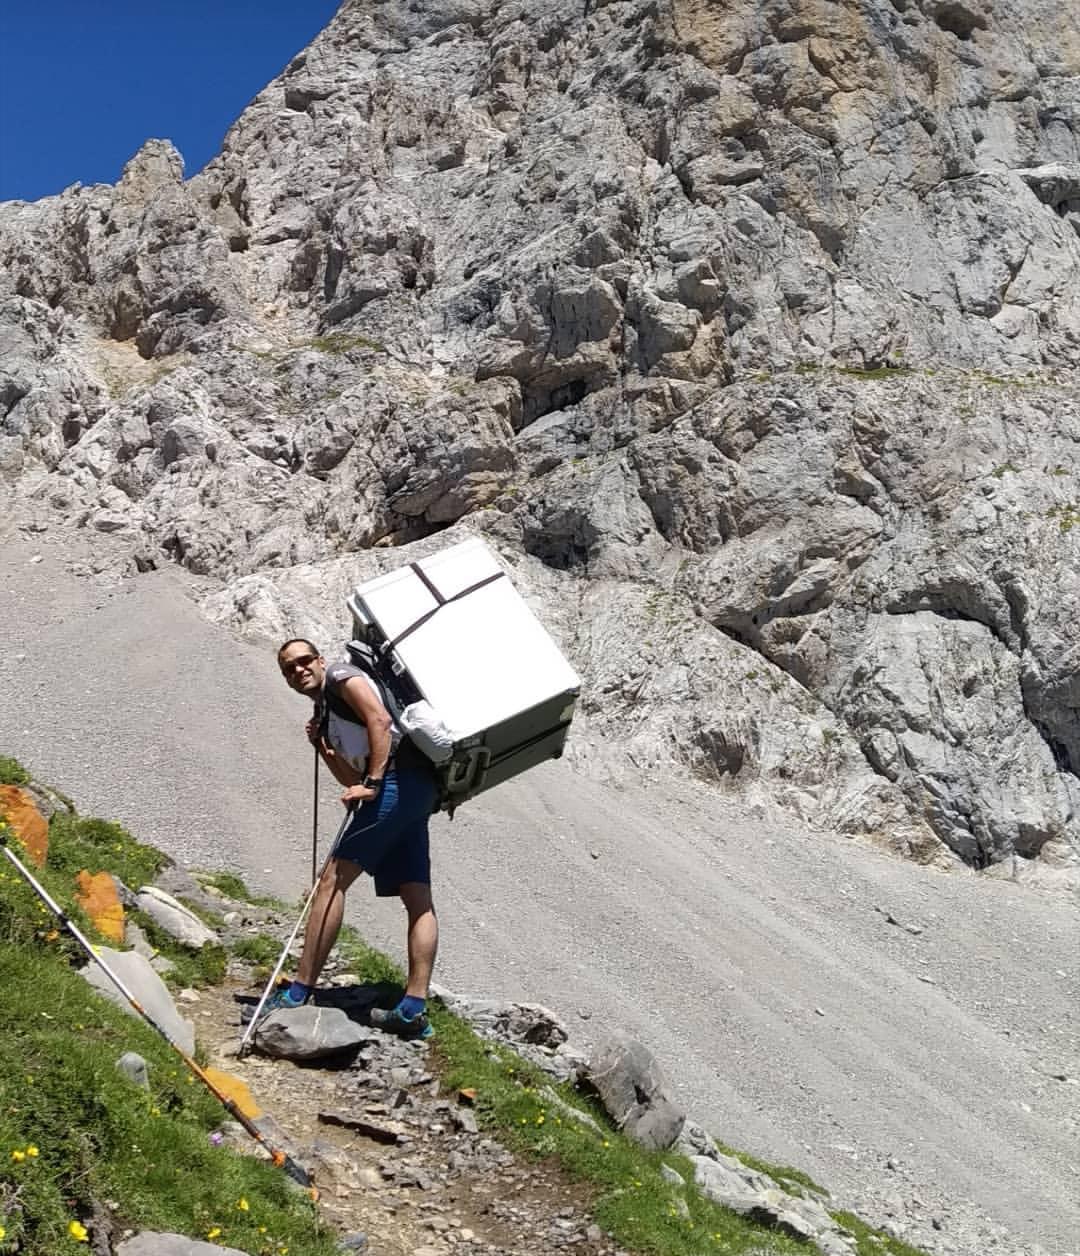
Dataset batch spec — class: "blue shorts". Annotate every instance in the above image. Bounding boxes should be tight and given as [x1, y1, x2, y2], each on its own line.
[333, 768, 437, 897]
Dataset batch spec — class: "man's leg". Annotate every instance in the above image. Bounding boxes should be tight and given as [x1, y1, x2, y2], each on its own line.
[369, 881, 437, 1039]
[399, 881, 438, 999]
[296, 856, 364, 987]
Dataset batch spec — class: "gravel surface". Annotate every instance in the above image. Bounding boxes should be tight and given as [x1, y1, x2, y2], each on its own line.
[2, 526, 1077, 1256]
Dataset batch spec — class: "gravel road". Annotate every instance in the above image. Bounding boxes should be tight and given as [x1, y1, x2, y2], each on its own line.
[2, 527, 1077, 1256]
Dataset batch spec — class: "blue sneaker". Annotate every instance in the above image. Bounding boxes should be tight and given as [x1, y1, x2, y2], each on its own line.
[370, 1004, 434, 1040]
[242, 986, 309, 1025]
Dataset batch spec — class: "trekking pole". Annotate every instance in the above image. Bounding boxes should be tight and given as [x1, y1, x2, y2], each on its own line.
[0, 829, 313, 1188]
[311, 744, 319, 889]
[236, 804, 354, 1060]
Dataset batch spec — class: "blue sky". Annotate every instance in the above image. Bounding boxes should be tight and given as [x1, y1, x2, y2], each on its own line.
[0, 1, 341, 202]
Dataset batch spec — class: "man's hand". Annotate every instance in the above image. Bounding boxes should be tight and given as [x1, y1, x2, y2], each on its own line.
[341, 784, 376, 807]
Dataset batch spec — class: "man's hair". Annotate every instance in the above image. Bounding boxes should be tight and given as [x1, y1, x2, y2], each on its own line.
[277, 637, 320, 660]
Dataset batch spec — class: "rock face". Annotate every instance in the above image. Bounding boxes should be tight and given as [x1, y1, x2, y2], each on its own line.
[2, 0, 1079, 882]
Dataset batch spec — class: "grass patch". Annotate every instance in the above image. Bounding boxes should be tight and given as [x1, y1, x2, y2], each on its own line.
[0, 757, 30, 786]
[713, 1141, 827, 1199]
[198, 872, 278, 908]
[231, 933, 284, 972]
[308, 333, 384, 355]
[430, 1017, 809, 1255]
[46, 812, 165, 893]
[178, 896, 228, 930]
[831, 1210, 926, 1256]
[128, 910, 228, 989]
[335, 923, 407, 988]
[1046, 502, 1080, 533]
[838, 365, 914, 380]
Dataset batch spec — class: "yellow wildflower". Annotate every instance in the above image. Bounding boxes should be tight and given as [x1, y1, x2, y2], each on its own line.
[10, 1150, 25, 1162]
[25, 1145, 38, 1158]
[236, 1198, 249, 1212]
[0, 1224, 6, 1239]
[207, 1227, 222, 1239]
[68, 1220, 89, 1242]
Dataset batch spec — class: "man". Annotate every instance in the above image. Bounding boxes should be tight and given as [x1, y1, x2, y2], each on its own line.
[266, 637, 439, 1039]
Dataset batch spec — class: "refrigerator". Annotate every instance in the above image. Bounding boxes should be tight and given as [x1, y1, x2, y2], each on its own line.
[346, 537, 580, 809]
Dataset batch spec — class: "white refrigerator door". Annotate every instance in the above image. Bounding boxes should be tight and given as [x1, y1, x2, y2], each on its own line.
[351, 539, 580, 738]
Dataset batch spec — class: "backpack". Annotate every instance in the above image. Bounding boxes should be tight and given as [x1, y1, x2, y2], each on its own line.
[319, 640, 455, 806]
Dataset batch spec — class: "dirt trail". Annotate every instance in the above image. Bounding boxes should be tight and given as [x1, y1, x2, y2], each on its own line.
[191, 976, 608, 1256]
[2, 528, 1078, 1256]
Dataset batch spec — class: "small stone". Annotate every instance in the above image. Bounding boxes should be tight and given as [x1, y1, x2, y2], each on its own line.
[116, 1052, 150, 1089]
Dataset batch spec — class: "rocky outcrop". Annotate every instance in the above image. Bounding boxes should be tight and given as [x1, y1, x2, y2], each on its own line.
[2, 0, 1079, 881]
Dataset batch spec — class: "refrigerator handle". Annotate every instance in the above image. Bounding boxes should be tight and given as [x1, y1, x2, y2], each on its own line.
[444, 746, 492, 795]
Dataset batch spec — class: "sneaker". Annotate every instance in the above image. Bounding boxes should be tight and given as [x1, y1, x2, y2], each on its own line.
[242, 986, 309, 1025]
[370, 1004, 434, 1041]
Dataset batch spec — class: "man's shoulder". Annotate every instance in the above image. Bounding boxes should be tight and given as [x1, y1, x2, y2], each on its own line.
[325, 661, 367, 689]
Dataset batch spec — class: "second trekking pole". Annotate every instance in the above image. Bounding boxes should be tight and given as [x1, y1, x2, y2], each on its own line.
[311, 742, 319, 889]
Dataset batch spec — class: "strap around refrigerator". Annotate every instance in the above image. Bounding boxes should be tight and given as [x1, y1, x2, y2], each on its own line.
[383, 565, 507, 653]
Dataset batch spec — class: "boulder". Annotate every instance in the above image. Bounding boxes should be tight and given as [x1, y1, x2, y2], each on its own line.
[79, 949, 194, 1054]
[254, 1005, 372, 1060]
[135, 885, 218, 949]
[584, 1032, 685, 1150]
[116, 1234, 247, 1256]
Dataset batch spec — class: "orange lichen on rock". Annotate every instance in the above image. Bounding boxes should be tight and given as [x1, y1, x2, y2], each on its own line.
[203, 1067, 262, 1120]
[75, 870, 125, 942]
[0, 785, 49, 867]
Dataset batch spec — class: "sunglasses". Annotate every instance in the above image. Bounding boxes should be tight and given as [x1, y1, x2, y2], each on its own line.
[280, 652, 318, 675]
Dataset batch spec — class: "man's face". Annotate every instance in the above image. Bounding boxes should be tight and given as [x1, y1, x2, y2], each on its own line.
[278, 643, 325, 697]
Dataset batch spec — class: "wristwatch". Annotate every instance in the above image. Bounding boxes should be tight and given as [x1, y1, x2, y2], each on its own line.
[363, 775, 384, 791]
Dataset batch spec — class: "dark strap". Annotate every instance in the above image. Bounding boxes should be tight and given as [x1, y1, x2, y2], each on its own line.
[320, 676, 432, 777]
[385, 565, 506, 653]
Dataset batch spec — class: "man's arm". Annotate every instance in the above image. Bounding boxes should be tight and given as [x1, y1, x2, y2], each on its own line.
[305, 713, 362, 788]
[320, 739, 363, 788]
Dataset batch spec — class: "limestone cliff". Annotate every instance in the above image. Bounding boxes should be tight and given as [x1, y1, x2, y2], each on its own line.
[2, 0, 1079, 882]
